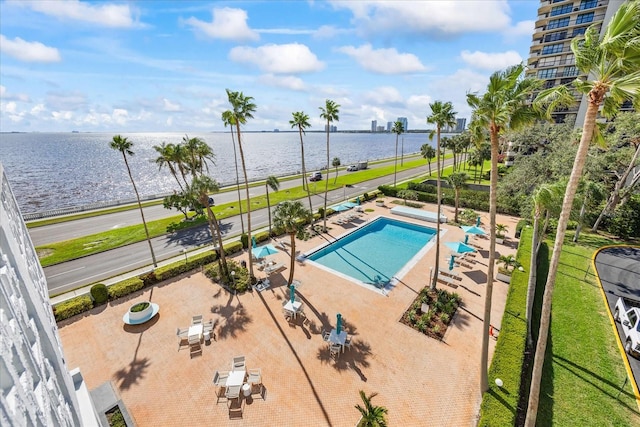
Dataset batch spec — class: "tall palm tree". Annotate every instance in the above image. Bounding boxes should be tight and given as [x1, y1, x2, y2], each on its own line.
[319, 99, 340, 231]
[355, 390, 388, 427]
[420, 144, 436, 176]
[191, 176, 228, 277]
[392, 120, 404, 187]
[467, 63, 543, 393]
[427, 101, 457, 292]
[525, 182, 563, 347]
[226, 89, 257, 280]
[526, 4, 640, 424]
[332, 157, 341, 184]
[272, 201, 312, 285]
[222, 110, 245, 234]
[447, 172, 467, 223]
[290, 111, 314, 212]
[109, 135, 157, 268]
[182, 135, 214, 179]
[152, 142, 185, 192]
[265, 175, 280, 236]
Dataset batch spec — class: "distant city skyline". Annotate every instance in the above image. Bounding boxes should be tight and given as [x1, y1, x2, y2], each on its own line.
[0, 1, 538, 132]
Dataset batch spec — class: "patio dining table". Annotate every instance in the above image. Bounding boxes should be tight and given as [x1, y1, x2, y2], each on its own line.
[329, 329, 347, 352]
[283, 300, 303, 318]
[188, 324, 203, 343]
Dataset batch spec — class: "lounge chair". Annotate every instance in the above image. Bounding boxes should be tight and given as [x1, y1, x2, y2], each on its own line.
[436, 274, 459, 289]
[232, 356, 246, 371]
[253, 278, 271, 292]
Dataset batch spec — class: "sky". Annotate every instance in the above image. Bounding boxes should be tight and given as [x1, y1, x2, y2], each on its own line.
[0, 0, 539, 133]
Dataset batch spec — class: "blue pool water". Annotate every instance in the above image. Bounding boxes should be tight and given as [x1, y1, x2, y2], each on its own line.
[307, 217, 436, 287]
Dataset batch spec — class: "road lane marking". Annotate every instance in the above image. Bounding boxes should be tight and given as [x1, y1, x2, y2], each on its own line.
[48, 266, 86, 278]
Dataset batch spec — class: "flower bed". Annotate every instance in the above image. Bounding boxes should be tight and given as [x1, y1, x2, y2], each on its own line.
[400, 288, 461, 340]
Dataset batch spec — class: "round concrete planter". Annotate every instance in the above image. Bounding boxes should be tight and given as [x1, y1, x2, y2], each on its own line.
[123, 301, 159, 325]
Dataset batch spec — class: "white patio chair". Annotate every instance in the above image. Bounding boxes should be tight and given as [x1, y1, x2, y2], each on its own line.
[329, 343, 341, 359]
[225, 384, 241, 404]
[213, 370, 229, 404]
[247, 368, 264, 397]
[232, 355, 246, 371]
[344, 336, 352, 351]
[176, 327, 189, 351]
[189, 342, 202, 358]
[321, 329, 330, 342]
[191, 315, 203, 325]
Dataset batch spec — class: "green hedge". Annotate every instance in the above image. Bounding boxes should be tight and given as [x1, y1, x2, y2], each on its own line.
[90, 284, 108, 305]
[53, 295, 93, 322]
[477, 228, 531, 426]
[107, 277, 144, 299]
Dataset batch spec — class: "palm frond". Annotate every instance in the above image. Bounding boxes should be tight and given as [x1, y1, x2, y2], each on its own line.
[533, 86, 576, 120]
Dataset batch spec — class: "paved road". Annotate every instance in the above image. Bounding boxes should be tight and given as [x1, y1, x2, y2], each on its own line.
[595, 246, 640, 391]
[40, 158, 456, 296]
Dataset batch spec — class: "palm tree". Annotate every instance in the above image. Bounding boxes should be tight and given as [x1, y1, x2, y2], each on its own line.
[191, 176, 228, 278]
[392, 120, 404, 187]
[152, 142, 185, 192]
[427, 101, 457, 292]
[525, 183, 563, 347]
[420, 144, 436, 175]
[440, 136, 451, 174]
[290, 111, 314, 212]
[226, 89, 258, 280]
[222, 110, 245, 234]
[109, 135, 157, 268]
[447, 172, 468, 222]
[265, 175, 280, 236]
[526, 4, 640, 424]
[319, 99, 340, 231]
[332, 157, 341, 184]
[355, 390, 388, 427]
[272, 201, 312, 285]
[467, 63, 543, 393]
[182, 135, 215, 181]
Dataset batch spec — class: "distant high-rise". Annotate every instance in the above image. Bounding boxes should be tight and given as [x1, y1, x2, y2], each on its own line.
[526, 0, 629, 126]
[456, 118, 466, 132]
[396, 117, 408, 131]
[387, 122, 392, 132]
[0, 163, 98, 426]
[325, 124, 337, 132]
[371, 120, 377, 132]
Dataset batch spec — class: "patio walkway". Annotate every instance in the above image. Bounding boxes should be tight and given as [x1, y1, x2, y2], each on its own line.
[58, 201, 520, 426]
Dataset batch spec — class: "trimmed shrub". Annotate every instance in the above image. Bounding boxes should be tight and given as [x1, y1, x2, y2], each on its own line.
[223, 240, 243, 256]
[515, 219, 529, 238]
[254, 231, 270, 243]
[154, 251, 218, 281]
[377, 185, 399, 197]
[240, 233, 249, 249]
[139, 270, 158, 287]
[407, 182, 436, 193]
[53, 295, 93, 322]
[90, 284, 108, 305]
[107, 277, 144, 300]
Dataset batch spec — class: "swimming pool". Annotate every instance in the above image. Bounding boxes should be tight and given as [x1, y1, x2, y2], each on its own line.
[307, 217, 436, 292]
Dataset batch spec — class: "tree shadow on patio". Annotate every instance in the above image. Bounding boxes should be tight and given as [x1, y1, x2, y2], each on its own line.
[114, 356, 151, 391]
[211, 294, 252, 340]
[317, 338, 372, 381]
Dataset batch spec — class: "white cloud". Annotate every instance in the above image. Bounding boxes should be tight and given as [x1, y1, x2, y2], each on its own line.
[21, 0, 141, 28]
[45, 92, 88, 111]
[337, 44, 426, 74]
[229, 43, 324, 74]
[506, 20, 535, 38]
[184, 7, 259, 41]
[362, 86, 404, 106]
[163, 98, 181, 112]
[259, 74, 306, 91]
[331, 0, 511, 36]
[460, 50, 522, 71]
[0, 35, 61, 63]
[0, 85, 31, 102]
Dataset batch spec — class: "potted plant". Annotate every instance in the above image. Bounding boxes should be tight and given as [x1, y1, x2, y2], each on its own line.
[496, 223, 508, 244]
[375, 196, 385, 207]
[124, 301, 159, 324]
[496, 254, 521, 284]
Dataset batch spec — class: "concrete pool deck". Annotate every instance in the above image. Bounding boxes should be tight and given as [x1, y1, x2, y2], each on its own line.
[58, 200, 521, 426]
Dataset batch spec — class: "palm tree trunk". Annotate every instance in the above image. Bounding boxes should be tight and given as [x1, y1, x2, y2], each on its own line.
[526, 209, 541, 347]
[288, 232, 296, 284]
[323, 123, 330, 231]
[430, 128, 442, 291]
[235, 123, 254, 281]
[525, 99, 600, 427]
[231, 131, 245, 234]
[205, 204, 228, 276]
[299, 129, 313, 212]
[266, 185, 272, 236]
[454, 190, 459, 223]
[394, 135, 399, 187]
[573, 195, 587, 242]
[480, 126, 499, 393]
[123, 154, 157, 268]
[428, 160, 432, 176]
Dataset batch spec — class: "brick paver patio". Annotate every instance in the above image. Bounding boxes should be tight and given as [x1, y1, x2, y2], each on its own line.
[58, 201, 520, 426]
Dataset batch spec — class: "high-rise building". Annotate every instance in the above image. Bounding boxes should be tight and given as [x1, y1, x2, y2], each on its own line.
[386, 122, 392, 132]
[371, 120, 377, 132]
[1, 163, 98, 426]
[526, 0, 629, 126]
[396, 117, 408, 131]
[324, 124, 337, 132]
[455, 118, 466, 132]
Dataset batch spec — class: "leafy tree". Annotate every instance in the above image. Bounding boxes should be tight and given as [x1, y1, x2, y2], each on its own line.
[332, 156, 341, 184]
[447, 172, 468, 222]
[272, 201, 312, 284]
[608, 194, 640, 239]
[396, 189, 418, 205]
[467, 63, 543, 393]
[265, 175, 280, 236]
[355, 390, 388, 427]
[290, 111, 314, 212]
[527, 4, 640, 424]
[162, 193, 192, 221]
[222, 110, 245, 234]
[226, 89, 257, 280]
[573, 180, 605, 242]
[392, 120, 404, 186]
[420, 144, 436, 175]
[109, 135, 157, 268]
[319, 99, 340, 231]
[427, 101, 457, 291]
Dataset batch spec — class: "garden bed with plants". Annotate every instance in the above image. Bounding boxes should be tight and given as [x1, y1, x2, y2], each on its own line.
[400, 287, 461, 339]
